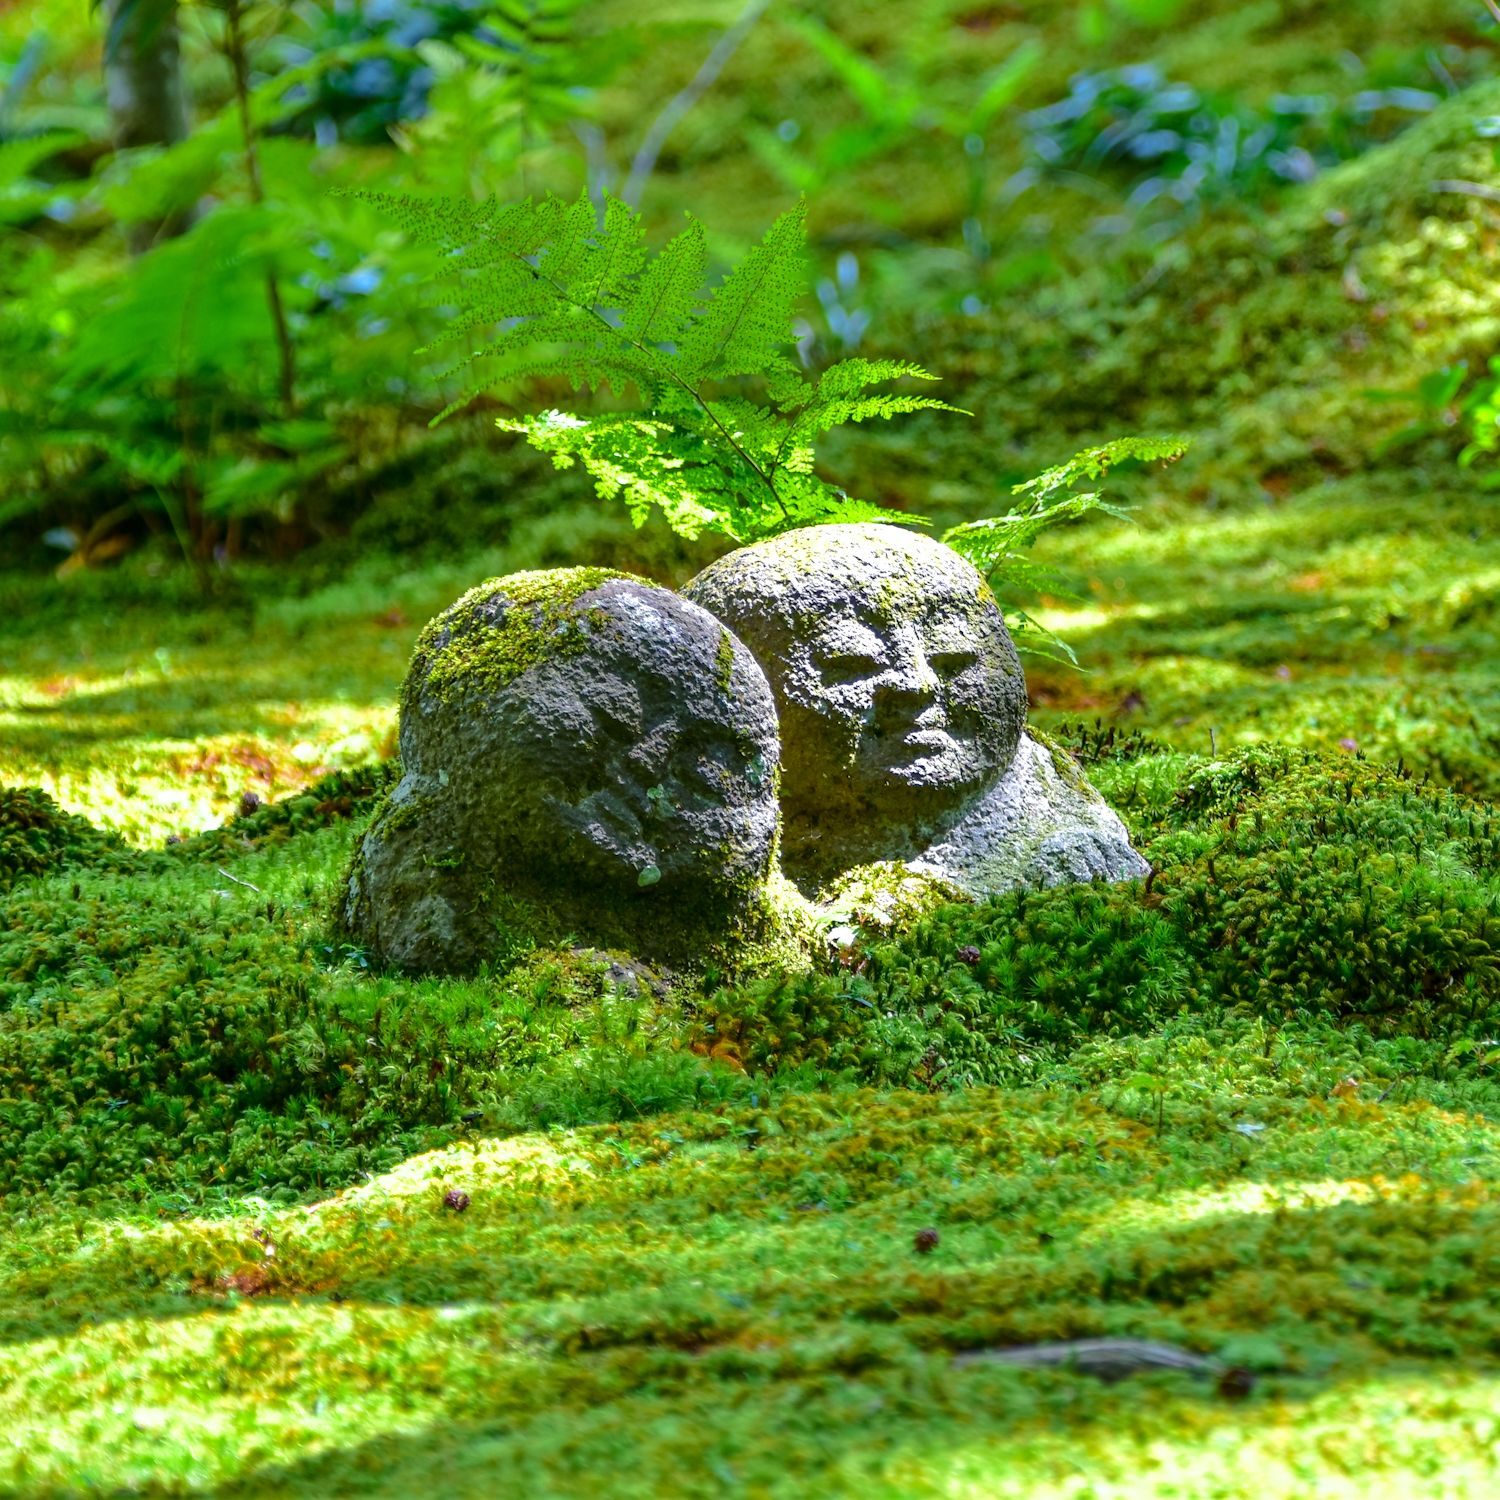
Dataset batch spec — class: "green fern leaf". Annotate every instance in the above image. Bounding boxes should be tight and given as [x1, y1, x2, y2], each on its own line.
[367, 188, 1176, 565]
[622, 217, 706, 346]
[1014, 434, 1191, 503]
[678, 200, 807, 381]
[582, 194, 647, 306]
[944, 435, 1191, 665]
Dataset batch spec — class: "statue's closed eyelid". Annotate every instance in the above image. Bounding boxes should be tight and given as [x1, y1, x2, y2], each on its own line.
[929, 646, 981, 672]
[816, 650, 885, 683]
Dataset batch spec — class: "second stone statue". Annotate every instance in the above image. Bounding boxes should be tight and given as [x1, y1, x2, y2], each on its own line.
[685, 523, 1149, 897]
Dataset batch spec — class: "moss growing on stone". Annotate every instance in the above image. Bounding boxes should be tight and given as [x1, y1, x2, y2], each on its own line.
[820, 860, 965, 939]
[405, 567, 637, 714]
[1026, 724, 1095, 798]
[714, 628, 737, 697]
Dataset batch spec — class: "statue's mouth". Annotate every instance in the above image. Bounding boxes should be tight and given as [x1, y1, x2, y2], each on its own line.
[875, 725, 961, 759]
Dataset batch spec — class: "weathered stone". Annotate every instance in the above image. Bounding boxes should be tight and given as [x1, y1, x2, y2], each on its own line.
[908, 731, 1150, 893]
[684, 524, 1028, 886]
[685, 524, 1149, 900]
[341, 568, 789, 975]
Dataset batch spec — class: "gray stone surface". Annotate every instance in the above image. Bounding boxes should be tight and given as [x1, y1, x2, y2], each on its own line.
[685, 524, 1149, 899]
[341, 568, 783, 975]
[908, 731, 1150, 893]
[685, 524, 1029, 886]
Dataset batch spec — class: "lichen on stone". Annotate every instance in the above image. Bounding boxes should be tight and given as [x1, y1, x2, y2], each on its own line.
[405, 566, 636, 715]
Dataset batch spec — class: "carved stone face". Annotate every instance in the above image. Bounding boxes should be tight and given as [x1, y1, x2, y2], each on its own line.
[350, 573, 782, 973]
[485, 585, 779, 892]
[684, 525, 1028, 886]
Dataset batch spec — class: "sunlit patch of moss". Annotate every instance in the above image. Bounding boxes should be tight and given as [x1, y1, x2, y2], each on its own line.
[0, 1081, 1495, 1494]
[818, 860, 964, 945]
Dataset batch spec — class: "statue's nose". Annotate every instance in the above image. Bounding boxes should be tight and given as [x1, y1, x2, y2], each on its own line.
[882, 631, 940, 700]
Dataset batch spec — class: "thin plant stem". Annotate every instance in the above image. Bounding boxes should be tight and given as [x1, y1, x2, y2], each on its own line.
[225, 0, 297, 416]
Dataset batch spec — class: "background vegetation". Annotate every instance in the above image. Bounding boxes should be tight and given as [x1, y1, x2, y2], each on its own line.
[1, 0, 1499, 1494]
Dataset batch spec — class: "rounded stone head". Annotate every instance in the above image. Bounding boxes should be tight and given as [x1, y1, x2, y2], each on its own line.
[346, 568, 782, 973]
[684, 525, 1027, 886]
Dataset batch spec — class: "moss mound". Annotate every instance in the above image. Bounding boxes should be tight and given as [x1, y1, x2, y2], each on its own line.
[698, 746, 1500, 1082]
[178, 761, 402, 859]
[0, 785, 135, 890]
[929, 77, 1500, 493]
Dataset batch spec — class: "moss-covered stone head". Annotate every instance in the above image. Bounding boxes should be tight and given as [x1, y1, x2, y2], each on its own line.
[684, 524, 1027, 885]
[346, 569, 783, 974]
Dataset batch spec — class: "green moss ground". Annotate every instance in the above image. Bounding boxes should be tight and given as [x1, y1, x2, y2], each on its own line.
[2, 1086, 1498, 1497]
[1, 739, 1497, 1493]
[3, 0, 1500, 1490]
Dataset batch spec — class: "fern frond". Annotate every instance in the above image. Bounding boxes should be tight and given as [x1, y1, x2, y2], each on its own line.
[807, 357, 942, 397]
[581, 194, 647, 306]
[1005, 608, 1081, 668]
[622, 217, 706, 345]
[1013, 434, 1190, 504]
[678, 200, 807, 382]
[943, 491, 1117, 575]
[502, 410, 748, 539]
[944, 435, 1191, 667]
[776, 358, 967, 465]
[369, 188, 971, 543]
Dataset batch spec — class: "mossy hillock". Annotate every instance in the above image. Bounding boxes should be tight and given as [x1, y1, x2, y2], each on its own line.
[176, 761, 402, 860]
[697, 745, 1500, 1084]
[914, 77, 1500, 497]
[0, 784, 136, 890]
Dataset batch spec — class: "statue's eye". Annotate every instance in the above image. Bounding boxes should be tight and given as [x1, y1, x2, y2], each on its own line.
[818, 652, 884, 685]
[929, 648, 981, 678]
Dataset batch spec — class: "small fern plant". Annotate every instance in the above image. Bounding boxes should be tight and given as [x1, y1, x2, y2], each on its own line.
[362, 187, 1188, 658]
[941, 434, 1190, 664]
[358, 189, 963, 541]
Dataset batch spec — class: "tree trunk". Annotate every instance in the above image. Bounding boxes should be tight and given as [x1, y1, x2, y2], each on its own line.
[103, 0, 192, 252]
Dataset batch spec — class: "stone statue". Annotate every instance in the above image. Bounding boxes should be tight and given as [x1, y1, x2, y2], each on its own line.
[341, 568, 790, 975]
[684, 524, 1148, 896]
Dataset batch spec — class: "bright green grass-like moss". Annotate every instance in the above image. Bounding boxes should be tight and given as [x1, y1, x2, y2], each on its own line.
[0, 1081, 1495, 1495]
[0, 784, 134, 890]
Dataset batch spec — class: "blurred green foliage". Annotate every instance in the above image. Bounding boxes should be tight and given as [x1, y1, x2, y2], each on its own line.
[0, 6, 1498, 1489]
[3, 0, 1496, 574]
